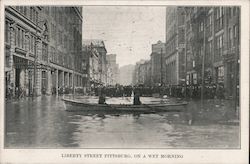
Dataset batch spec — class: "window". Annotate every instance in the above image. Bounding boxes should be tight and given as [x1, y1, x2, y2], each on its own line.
[15, 26, 25, 49]
[228, 8, 232, 18]
[5, 48, 10, 67]
[16, 6, 27, 16]
[228, 28, 232, 48]
[215, 34, 223, 60]
[233, 7, 237, 16]
[41, 71, 47, 92]
[217, 66, 224, 82]
[207, 41, 212, 61]
[207, 14, 212, 36]
[29, 7, 38, 24]
[215, 7, 224, 32]
[5, 21, 11, 44]
[24, 7, 27, 16]
[233, 25, 238, 46]
[29, 35, 35, 53]
[42, 42, 48, 61]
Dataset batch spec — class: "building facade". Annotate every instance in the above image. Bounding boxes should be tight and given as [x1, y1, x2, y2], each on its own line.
[82, 39, 108, 86]
[163, 6, 240, 99]
[150, 40, 166, 86]
[132, 59, 150, 86]
[118, 64, 135, 86]
[187, 7, 240, 98]
[106, 54, 119, 85]
[165, 7, 186, 86]
[5, 6, 85, 96]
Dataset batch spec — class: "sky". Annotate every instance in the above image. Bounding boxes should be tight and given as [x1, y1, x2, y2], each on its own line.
[82, 6, 166, 67]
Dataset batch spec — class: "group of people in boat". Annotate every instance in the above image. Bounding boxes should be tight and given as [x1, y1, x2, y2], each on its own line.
[97, 86, 141, 105]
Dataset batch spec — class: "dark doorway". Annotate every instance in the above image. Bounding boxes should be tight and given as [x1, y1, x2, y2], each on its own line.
[15, 68, 21, 97]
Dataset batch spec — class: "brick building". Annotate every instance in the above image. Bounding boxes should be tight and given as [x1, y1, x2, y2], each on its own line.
[165, 7, 186, 85]
[5, 6, 85, 96]
[150, 40, 166, 86]
[106, 54, 119, 85]
[82, 39, 108, 86]
[187, 7, 240, 98]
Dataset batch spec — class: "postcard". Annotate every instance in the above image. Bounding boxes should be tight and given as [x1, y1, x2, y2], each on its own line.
[0, 0, 249, 163]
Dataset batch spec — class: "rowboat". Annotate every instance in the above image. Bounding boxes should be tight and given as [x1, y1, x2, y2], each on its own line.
[62, 98, 188, 114]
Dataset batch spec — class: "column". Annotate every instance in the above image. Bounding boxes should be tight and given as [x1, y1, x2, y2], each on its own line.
[47, 69, 52, 95]
[62, 71, 64, 88]
[55, 69, 58, 95]
[9, 23, 16, 96]
[34, 39, 42, 96]
[25, 69, 29, 96]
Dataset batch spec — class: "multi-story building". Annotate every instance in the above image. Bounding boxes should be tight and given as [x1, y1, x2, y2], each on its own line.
[5, 6, 85, 96]
[144, 60, 152, 86]
[118, 64, 135, 86]
[106, 54, 119, 85]
[82, 42, 100, 90]
[82, 39, 108, 86]
[165, 7, 186, 86]
[187, 6, 240, 98]
[222, 7, 240, 98]
[132, 59, 147, 86]
[164, 6, 240, 99]
[150, 40, 166, 86]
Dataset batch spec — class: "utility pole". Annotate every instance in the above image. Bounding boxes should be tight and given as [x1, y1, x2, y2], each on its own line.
[234, 9, 240, 116]
[184, 8, 187, 100]
[201, 18, 206, 110]
[160, 48, 163, 86]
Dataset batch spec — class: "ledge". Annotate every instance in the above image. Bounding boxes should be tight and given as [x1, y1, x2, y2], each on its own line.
[15, 47, 27, 56]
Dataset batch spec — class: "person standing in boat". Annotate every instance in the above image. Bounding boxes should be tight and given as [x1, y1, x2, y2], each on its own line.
[98, 86, 106, 104]
[133, 89, 141, 105]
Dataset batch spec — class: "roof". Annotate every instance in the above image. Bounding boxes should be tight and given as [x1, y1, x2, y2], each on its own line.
[82, 39, 105, 48]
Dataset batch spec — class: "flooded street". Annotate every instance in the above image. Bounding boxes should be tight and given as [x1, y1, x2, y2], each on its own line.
[5, 96, 239, 148]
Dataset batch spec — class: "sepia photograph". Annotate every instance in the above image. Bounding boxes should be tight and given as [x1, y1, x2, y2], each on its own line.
[1, 0, 249, 163]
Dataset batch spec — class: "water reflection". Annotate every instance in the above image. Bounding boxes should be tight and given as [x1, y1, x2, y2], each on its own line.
[5, 96, 239, 148]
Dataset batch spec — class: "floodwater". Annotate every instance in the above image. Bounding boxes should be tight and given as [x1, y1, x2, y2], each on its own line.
[5, 96, 239, 148]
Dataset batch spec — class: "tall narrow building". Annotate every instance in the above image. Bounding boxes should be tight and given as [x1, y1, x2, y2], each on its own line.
[165, 7, 186, 85]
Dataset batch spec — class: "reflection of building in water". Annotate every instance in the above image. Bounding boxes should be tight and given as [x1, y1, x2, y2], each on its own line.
[5, 6, 85, 96]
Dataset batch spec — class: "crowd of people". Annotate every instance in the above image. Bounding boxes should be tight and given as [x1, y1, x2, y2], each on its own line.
[6, 82, 231, 102]
[6, 83, 26, 100]
[91, 84, 227, 100]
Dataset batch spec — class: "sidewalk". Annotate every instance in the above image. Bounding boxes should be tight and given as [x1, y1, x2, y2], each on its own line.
[185, 99, 239, 125]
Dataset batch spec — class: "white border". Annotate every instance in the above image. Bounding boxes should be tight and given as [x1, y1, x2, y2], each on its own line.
[0, 0, 249, 164]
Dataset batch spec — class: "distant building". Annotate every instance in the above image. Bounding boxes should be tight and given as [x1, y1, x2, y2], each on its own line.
[132, 59, 149, 86]
[118, 64, 135, 86]
[150, 40, 166, 86]
[106, 54, 119, 85]
[165, 7, 186, 85]
[82, 42, 100, 90]
[82, 39, 107, 86]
